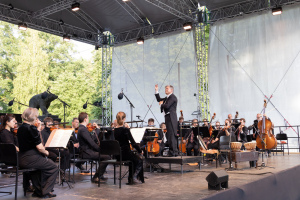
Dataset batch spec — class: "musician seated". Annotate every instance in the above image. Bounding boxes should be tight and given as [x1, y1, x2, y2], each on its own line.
[235, 118, 248, 143]
[215, 121, 221, 130]
[114, 112, 144, 184]
[183, 119, 200, 156]
[139, 118, 155, 154]
[177, 116, 184, 136]
[69, 117, 86, 171]
[147, 118, 155, 127]
[207, 119, 231, 150]
[77, 112, 110, 183]
[41, 117, 70, 170]
[202, 119, 209, 127]
[17, 108, 58, 198]
[0, 114, 19, 151]
[157, 122, 168, 156]
[53, 120, 60, 129]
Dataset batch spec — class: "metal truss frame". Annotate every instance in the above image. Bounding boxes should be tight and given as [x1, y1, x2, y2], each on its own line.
[114, 0, 146, 25]
[0, 3, 98, 45]
[194, 23, 210, 120]
[111, 18, 185, 45]
[101, 43, 113, 126]
[145, 0, 197, 20]
[209, 0, 300, 23]
[32, 0, 89, 18]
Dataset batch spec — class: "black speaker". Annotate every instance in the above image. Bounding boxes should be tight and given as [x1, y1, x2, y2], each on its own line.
[206, 170, 229, 190]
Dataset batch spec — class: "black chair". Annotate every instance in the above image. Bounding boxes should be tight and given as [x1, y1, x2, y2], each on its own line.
[0, 143, 37, 200]
[98, 140, 133, 188]
[69, 141, 96, 182]
[219, 136, 236, 165]
[275, 132, 289, 155]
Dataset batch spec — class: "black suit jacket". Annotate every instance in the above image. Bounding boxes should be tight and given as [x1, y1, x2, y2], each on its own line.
[78, 124, 100, 158]
[155, 93, 177, 115]
[235, 126, 248, 142]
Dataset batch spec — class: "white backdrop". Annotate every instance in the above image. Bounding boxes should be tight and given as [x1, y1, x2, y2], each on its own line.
[111, 31, 197, 127]
[208, 5, 300, 149]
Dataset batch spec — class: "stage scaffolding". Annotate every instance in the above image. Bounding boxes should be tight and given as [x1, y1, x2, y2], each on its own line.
[194, 22, 210, 120]
[101, 40, 113, 126]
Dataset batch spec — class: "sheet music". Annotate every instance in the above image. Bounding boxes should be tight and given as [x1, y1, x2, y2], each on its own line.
[130, 128, 146, 143]
[45, 129, 73, 148]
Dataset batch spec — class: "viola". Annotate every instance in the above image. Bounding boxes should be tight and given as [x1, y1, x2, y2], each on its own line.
[13, 124, 18, 136]
[74, 127, 78, 134]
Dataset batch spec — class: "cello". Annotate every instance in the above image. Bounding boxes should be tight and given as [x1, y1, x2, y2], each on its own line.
[256, 100, 277, 150]
[147, 132, 160, 155]
[178, 110, 186, 153]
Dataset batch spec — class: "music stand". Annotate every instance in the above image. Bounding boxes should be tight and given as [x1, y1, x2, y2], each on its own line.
[142, 128, 159, 158]
[195, 127, 210, 138]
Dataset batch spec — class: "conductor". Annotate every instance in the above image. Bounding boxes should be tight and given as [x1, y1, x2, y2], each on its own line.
[155, 84, 178, 156]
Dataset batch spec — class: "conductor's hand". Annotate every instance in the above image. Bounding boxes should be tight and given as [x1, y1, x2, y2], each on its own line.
[155, 84, 158, 92]
[159, 101, 163, 105]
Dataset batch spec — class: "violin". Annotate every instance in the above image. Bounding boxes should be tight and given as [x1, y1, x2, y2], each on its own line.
[13, 124, 18, 136]
[86, 123, 96, 132]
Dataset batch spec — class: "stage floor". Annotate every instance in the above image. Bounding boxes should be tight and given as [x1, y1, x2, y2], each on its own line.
[1, 153, 299, 200]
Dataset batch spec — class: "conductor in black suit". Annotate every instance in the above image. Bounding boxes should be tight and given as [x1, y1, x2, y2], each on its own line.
[155, 84, 178, 156]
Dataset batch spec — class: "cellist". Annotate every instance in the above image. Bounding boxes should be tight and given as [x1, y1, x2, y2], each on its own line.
[157, 122, 168, 156]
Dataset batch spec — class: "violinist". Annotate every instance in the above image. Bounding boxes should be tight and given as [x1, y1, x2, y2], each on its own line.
[0, 114, 19, 151]
[69, 118, 86, 171]
[157, 122, 168, 156]
[207, 119, 231, 150]
[41, 117, 70, 170]
[53, 120, 60, 129]
[77, 112, 110, 183]
[235, 118, 248, 143]
[114, 111, 144, 184]
[215, 121, 221, 130]
[17, 108, 58, 198]
[183, 119, 200, 156]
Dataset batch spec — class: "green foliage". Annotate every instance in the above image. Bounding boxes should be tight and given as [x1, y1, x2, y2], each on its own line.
[0, 21, 104, 123]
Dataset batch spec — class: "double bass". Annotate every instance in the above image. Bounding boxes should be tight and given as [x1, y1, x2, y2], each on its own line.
[256, 100, 277, 150]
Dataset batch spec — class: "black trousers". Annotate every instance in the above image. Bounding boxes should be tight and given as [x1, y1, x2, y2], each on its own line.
[19, 149, 58, 196]
[120, 147, 144, 183]
[165, 114, 178, 155]
[81, 150, 110, 178]
[186, 142, 199, 156]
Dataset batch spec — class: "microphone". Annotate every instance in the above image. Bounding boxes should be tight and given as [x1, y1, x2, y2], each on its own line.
[8, 98, 15, 106]
[118, 88, 124, 100]
[83, 99, 89, 109]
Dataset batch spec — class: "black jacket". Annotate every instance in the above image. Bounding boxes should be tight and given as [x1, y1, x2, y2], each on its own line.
[155, 93, 177, 115]
[78, 125, 100, 157]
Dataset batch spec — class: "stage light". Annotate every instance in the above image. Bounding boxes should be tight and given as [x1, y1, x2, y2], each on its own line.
[183, 22, 192, 31]
[63, 35, 71, 42]
[137, 37, 144, 45]
[71, 2, 80, 11]
[272, 7, 282, 15]
[18, 22, 27, 31]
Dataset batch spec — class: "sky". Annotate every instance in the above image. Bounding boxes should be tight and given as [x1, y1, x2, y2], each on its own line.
[71, 40, 95, 60]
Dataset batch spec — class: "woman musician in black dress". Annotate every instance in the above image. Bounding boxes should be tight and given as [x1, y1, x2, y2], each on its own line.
[17, 108, 58, 198]
[114, 111, 145, 184]
[0, 114, 18, 151]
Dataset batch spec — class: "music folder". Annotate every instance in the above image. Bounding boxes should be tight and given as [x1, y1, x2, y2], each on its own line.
[193, 126, 210, 138]
[45, 128, 73, 148]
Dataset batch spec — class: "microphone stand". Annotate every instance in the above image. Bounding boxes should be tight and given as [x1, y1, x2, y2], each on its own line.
[122, 93, 135, 122]
[13, 100, 29, 107]
[48, 91, 70, 128]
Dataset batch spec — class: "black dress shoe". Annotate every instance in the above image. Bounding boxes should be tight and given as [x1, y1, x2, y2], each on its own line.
[92, 177, 99, 183]
[42, 193, 57, 198]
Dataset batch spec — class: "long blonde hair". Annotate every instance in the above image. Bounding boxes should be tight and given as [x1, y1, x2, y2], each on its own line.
[116, 112, 126, 126]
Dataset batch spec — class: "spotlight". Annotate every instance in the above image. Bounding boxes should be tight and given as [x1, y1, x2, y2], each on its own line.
[63, 34, 71, 42]
[137, 37, 144, 45]
[18, 22, 27, 31]
[71, 2, 80, 11]
[183, 22, 192, 31]
[272, 7, 282, 15]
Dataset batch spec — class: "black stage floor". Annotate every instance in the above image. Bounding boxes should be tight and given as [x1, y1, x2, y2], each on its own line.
[1, 153, 300, 200]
